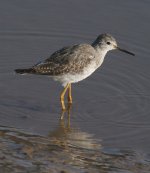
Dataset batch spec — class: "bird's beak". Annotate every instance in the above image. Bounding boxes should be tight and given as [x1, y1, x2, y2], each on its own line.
[115, 46, 135, 56]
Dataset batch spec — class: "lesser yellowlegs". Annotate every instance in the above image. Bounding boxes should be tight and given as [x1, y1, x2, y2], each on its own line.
[15, 33, 135, 110]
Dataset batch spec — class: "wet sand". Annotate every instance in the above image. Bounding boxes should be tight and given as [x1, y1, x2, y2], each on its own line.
[0, 0, 150, 172]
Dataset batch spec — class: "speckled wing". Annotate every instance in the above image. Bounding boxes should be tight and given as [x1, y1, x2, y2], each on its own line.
[33, 44, 96, 75]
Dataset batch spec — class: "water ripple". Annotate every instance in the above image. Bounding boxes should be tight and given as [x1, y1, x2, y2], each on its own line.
[0, 120, 149, 173]
[0, 30, 92, 40]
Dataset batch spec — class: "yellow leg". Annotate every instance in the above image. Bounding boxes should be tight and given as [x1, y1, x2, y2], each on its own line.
[68, 83, 73, 104]
[60, 83, 70, 110]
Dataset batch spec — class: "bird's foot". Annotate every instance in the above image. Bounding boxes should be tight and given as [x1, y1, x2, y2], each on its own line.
[61, 100, 66, 111]
[68, 100, 73, 104]
[60, 102, 72, 120]
[67, 102, 72, 110]
[61, 101, 72, 111]
[68, 96, 73, 104]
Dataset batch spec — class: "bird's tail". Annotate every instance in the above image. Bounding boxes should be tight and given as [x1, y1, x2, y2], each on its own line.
[15, 68, 35, 74]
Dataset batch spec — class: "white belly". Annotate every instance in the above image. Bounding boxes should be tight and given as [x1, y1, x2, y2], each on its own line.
[52, 62, 97, 86]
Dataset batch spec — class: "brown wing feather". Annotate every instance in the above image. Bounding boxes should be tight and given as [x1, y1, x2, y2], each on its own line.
[33, 44, 95, 75]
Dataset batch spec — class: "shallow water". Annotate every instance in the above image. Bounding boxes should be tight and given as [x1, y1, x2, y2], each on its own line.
[0, 109, 150, 173]
[0, 0, 150, 172]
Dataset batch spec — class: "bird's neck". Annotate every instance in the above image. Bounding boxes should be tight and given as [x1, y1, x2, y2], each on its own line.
[92, 44, 108, 67]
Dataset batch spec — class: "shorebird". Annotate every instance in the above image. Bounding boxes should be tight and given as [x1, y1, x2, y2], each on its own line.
[15, 33, 135, 110]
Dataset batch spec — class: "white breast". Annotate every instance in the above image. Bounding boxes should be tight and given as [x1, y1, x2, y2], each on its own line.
[53, 62, 97, 86]
[52, 50, 106, 87]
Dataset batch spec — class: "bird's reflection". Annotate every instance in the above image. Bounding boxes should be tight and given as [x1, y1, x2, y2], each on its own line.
[0, 109, 147, 172]
[49, 104, 101, 151]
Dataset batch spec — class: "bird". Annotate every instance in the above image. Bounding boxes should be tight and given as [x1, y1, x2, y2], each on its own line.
[15, 33, 135, 110]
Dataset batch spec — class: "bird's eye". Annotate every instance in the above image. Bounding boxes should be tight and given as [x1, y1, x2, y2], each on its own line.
[107, 42, 111, 45]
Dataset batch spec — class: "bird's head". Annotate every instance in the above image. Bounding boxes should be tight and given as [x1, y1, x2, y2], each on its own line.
[92, 33, 135, 56]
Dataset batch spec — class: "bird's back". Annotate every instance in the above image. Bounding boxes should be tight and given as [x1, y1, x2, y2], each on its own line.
[32, 44, 96, 76]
